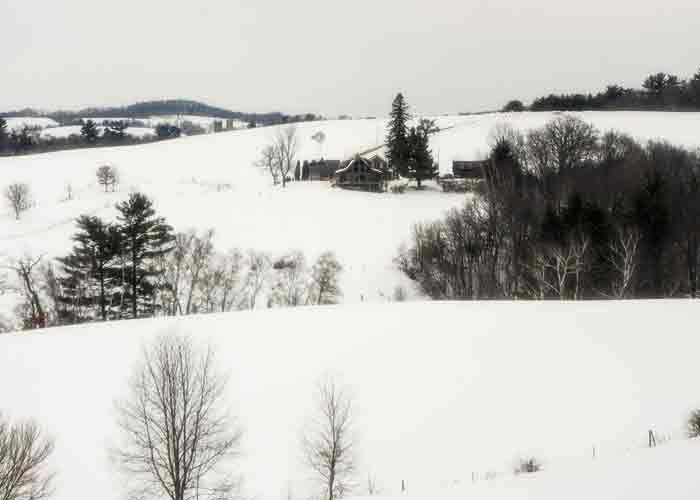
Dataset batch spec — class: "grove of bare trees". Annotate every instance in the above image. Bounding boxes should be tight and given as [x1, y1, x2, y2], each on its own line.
[257, 127, 299, 187]
[115, 334, 242, 500]
[399, 116, 700, 300]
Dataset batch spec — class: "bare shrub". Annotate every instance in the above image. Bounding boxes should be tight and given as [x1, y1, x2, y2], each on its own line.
[96, 165, 119, 192]
[4, 183, 32, 219]
[0, 414, 55, 500]
[302, 377, 356, 500]
[392, 285, 407, 302]
[686, 409, 700, 438]
[115, 334, 242, 500]
[514, 457, 543, 475]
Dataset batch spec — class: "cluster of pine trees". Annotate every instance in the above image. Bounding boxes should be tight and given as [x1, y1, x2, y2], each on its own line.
[386, 94, 439, 187]
[399, 115, 700, 300]
[56, 193, 174, 323]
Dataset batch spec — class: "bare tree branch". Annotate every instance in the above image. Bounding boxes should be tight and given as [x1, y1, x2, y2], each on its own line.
[0, 415, 55, 500]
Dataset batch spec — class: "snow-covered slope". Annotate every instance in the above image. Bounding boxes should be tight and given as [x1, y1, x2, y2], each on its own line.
[2, 301, 700, 500]
[351, 438, 700, 500]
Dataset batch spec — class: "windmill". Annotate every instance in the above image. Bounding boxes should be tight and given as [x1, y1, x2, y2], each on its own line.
[311, 130, 326, 159]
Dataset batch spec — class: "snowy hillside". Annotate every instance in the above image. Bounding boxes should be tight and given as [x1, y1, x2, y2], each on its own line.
[1, 111, 700, 314]
[0, 112, 700, 312]
[2, 301, 700, 500]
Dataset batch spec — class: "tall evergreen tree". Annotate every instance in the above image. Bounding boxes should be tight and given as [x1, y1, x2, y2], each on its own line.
[116, 193, 175, 318]
[407, 125, 437, 188]
[386, 93, 411, 178]
[57, 216, 121, 323]
[0, 117, 7, 151]
[81, 119, 99, 143]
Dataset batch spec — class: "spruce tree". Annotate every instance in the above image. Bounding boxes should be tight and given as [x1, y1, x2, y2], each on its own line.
[81, 119, 99, 143]
[116, 193, 175, 318]
[386, 93, 411, 178]
[57, 216, 121, 323]
[407, 126, 437, 188]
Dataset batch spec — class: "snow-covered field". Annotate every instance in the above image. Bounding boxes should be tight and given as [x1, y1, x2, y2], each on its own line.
[2, 301, 700, 500]
[38, 125, 155, 139]
[4, 116, 60, 130]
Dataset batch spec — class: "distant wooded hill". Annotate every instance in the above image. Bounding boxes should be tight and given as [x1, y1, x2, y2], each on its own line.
[1, 99, 318, 126]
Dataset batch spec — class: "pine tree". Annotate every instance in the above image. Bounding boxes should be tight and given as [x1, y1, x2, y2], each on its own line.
[81, 119, 99, 143]
[386, 93, 411, 178]
[0, 117, 7, 151]
[407, 122, 437, 188]
[116, 193, 175, 318]
[57, 216, 121, 323]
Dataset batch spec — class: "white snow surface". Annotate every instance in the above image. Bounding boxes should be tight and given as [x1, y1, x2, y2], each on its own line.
[2, 301, 700, 500]
[4, 116, 60, 130]
[38, 126, 155, 139]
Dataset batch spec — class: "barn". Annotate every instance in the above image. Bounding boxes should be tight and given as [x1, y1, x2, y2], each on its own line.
[452, 160, 486, 179]
[305, 159, 342, 181]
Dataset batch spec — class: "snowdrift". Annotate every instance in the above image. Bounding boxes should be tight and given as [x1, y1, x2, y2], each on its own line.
[1, 300, 700, 500]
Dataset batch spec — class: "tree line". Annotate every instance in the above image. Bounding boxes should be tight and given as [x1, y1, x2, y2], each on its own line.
[0, 118, 181, 156]
[1, 192, 343, 331]
[504, 66, 700, 112]
[399, 115, 700, 300]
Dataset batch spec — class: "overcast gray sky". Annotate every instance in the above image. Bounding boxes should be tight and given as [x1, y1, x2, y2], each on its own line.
[3, 0, 699, 117]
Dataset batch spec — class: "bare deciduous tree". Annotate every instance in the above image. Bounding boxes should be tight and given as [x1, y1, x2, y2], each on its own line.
[240, 251, 271, 309]
[198, 251, 243, 313]
[4, 183, 32, 220]
[606, 227, 640, 298]
[96, 165, 119, 192]
[183, 230, 215, 314]
[0, 414, 55, 500]
[257, 145, 281, 186]
[302, 378, 356, 500]
[309, 253, 343, 305]
[271, 251, 309, 307]
[115, 334, 242, 500]
[3, 255, 46, 329]
[273, 127, 299, 188]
